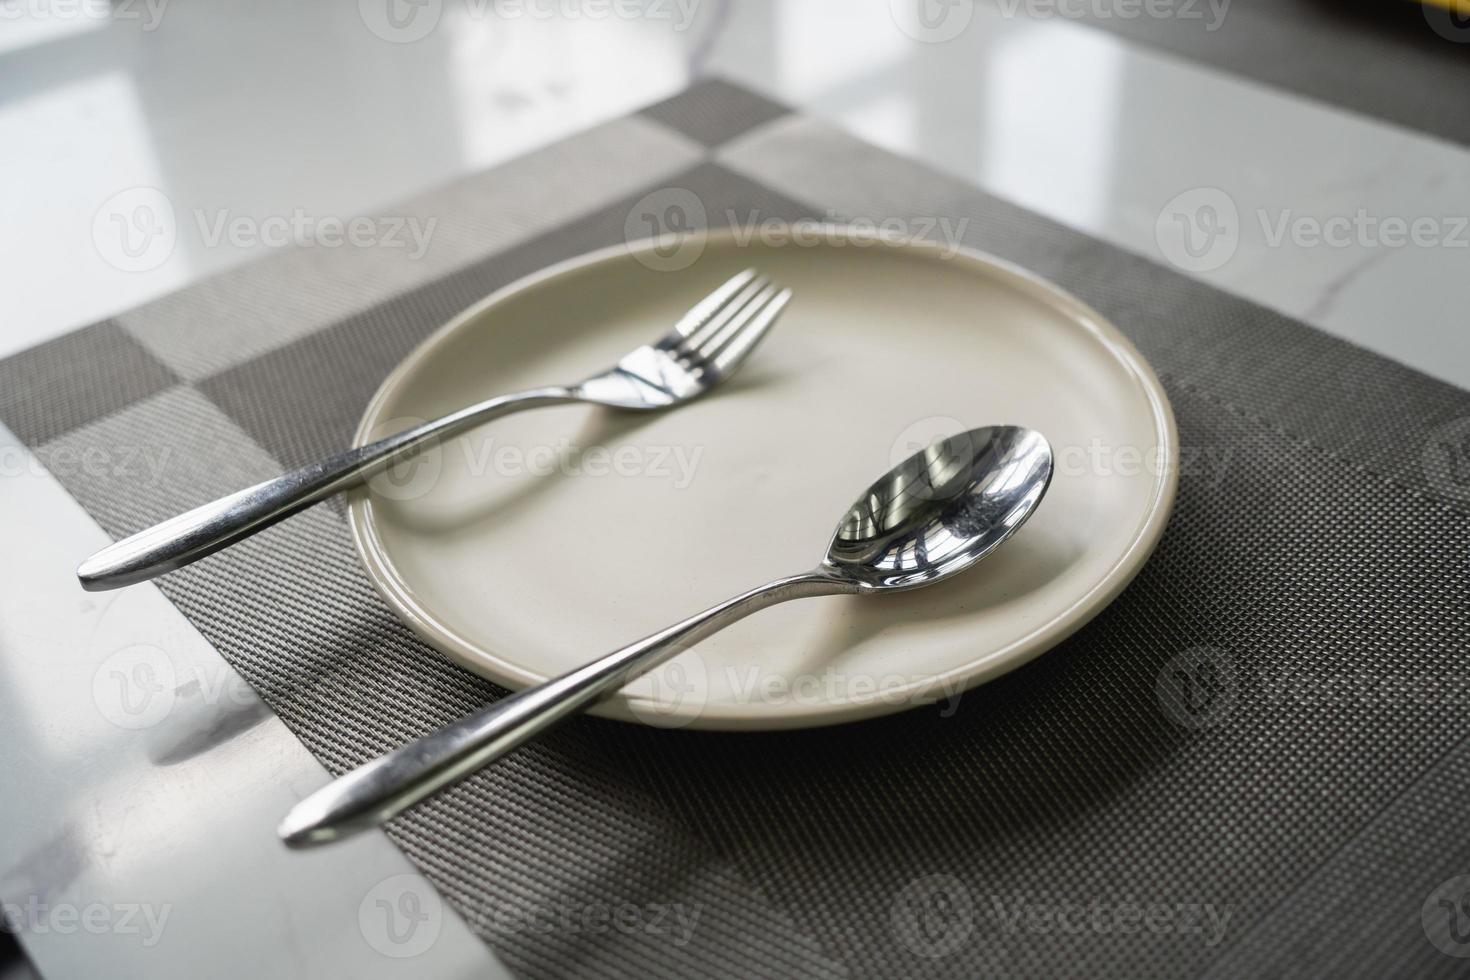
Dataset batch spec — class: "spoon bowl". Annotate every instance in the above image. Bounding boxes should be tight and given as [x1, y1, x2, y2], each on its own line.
[824, 426, 1053, 591]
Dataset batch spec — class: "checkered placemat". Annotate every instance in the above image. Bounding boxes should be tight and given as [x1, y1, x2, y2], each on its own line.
[6, 80, 1470, 978]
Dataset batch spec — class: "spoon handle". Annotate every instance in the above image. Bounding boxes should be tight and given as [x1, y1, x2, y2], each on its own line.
[75, 386, 577, 592]
[279, 571, 856, 848]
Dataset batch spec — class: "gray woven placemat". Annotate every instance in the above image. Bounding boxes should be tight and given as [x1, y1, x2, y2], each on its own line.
[6, 79, 1470, 979]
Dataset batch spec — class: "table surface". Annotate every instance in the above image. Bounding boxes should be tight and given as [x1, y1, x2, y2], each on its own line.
[1, 2, 1464, 977]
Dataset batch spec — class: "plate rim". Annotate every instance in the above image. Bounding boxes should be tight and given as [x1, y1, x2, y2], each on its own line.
[347, 225, 1179, 730]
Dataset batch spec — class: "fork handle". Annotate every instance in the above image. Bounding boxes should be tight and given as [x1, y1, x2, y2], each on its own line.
[278, 570, 858, 848]
[76, 386, 577, 591]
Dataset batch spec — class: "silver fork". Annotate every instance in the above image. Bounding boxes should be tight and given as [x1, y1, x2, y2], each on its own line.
[77, 269, 792, 591]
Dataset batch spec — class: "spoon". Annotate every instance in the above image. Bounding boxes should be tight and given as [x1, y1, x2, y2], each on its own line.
[280, 425, 1053, 848]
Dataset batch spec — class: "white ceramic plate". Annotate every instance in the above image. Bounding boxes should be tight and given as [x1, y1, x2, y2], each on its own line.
[348, 228, 1177, 730]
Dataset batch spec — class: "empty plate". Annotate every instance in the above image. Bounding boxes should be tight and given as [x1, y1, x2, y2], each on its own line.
[348, 228, 1177, 729]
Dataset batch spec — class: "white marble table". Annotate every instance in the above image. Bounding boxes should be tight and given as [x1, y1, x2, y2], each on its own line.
[2, 2, 1464, 976]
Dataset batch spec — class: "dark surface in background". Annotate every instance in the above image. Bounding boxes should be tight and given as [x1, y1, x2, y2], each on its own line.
[0, 931, 40, 980]
[1036, 0, 1470, 146]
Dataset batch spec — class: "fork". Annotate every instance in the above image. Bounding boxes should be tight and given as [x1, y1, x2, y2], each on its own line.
[77, 269, 792, 591]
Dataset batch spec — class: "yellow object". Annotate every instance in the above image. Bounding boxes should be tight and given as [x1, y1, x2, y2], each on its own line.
[1421, 0, 1470, 13]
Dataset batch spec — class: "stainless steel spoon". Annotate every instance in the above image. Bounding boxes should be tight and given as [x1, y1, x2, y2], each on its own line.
[279, 425, 1053, 848]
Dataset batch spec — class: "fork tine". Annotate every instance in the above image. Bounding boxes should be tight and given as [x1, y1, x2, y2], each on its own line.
[710, 286, 792, 374]
[694, 282, 778, 359]
[671, 268, 759, 338]
[683, 274, 771, 351]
